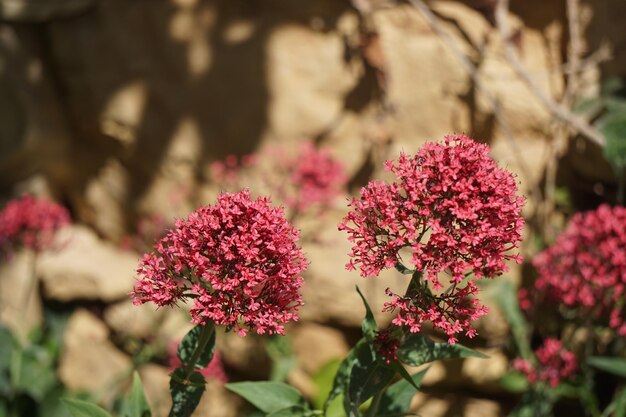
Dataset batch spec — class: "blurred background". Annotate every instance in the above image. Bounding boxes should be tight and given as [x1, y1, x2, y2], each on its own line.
[1, 0, 625, 416]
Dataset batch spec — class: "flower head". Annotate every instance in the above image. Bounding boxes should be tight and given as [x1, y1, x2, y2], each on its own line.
[513, 338, 577, 387]
[339, 134, 525, 343]
[0, 195, 70, 255]
[531, 204, 626, 336]
[283, 143, 346, 214]
[131, 190, 307, 336]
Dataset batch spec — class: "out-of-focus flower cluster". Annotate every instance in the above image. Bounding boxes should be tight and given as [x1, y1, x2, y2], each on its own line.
[529, 204, 626, 336]
[340, 134, 525, 343]
[281, 142, 346, 214]
[168, 342, 228, 383]
[131, 190, 307, 336]
[0, 195, 70, 256]
[513, 338, 578, 387]
[210, 142, 346, 218]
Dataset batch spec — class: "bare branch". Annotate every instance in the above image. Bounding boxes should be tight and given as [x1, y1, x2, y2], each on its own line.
[494, 0, 605, 147]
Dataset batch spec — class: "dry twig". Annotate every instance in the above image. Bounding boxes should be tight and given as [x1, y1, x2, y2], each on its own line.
[494, 0, 605, 147]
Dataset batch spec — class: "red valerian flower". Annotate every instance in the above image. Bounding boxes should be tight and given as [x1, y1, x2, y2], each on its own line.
[131, 191, 307, 336]
[513, 338, 577, 387]
[531, 204, 626, 336]
[339, 134, 525, 343]
[0, 194, 70, 255]
[282, 142, 346, 214]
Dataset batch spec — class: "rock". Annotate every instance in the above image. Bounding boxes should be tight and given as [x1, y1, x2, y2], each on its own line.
[58, 309, 132, 400]
[104, 300, 193, 341]
[0, 0, 94, 22]
[461, 349, 509, 393]
[0, 250, 42, 341]
[299, 209, 410, 327]
[138, 363, 242, 417]
[292, 323, 349, 374]
[410, 392, 503, 417]
[37, 225, 139, 302]
[218, 331, 272, 380]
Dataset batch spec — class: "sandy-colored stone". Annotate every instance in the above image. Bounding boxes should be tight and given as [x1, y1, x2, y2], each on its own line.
[411, 392, 503, 417]
[58, 309, 132, 399]
[0, 250, 42, 341]
[292, 323, 349, 374]
[462, 349, 509, 392]
[299, 210, 409, 327]
[104, 300, 193, 341]
[37, 225, 139, 301]
[138, 363, 241, 417]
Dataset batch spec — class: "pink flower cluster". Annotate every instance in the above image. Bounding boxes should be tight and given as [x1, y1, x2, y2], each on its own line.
[210, 142, 346, 217]
[531, 204, 626, 336]
[131, 191, 307, 336]
[0, 195, 70, 255]
[168, 342, 228, 383]
[339, 134, 525, 343]
[513, 338, 577, 387]
[282, 143, 346, 214]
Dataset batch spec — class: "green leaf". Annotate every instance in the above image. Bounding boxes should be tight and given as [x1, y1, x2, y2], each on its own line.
[14, 344, 57, 401]
[377, 368, 427, 415]
[391, 361, 420, 391]
[490, 281, 532, 360]
[599, 111, 626, 171]
[500, 371, 529, 394]
[345, 340, 396, 416]
[507, 387, 553, 417]
[120, 371, 152, 417]
[267, 335, 296, 383]
[0, 326, 16, 396]
[61, 398, 113, 417]
[266, 405, 311, 417]
[324, 339, 362, 413]
[587, 356, 626, 378]
[225, 381, 305, 414]
[355, 286, 377, 342]
[178, 324, 216, 370]
[311, 359, 342, 410]
[169, 369, 206, 417]
[611, 387, 626, 417]
[396, 333, 487, 367]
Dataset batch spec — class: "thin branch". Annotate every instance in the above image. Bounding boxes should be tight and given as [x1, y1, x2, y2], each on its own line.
[494, 0, 605, 147]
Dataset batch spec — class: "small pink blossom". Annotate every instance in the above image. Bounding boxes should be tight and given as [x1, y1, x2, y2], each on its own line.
[339, 134, 525, 343]
[0, 195, 70, 255]
[513, 338, 577, 387]
[131, 191, 307, 336]
[531, 204, 626, 336]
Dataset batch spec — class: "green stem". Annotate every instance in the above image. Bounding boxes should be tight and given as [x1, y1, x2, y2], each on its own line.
[182, 322, 215, 380]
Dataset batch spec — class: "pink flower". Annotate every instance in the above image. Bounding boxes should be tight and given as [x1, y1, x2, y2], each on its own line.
[531, 204, 626, 336]
[513, 338, 577, 387]
[131, 191, 307, 336]
[168, 341, 228, 383]
[339, 134, 525, 343]
[282, 143, 346, 214]
[0, 195, 70, 255]
[210, 143, 346, 218]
